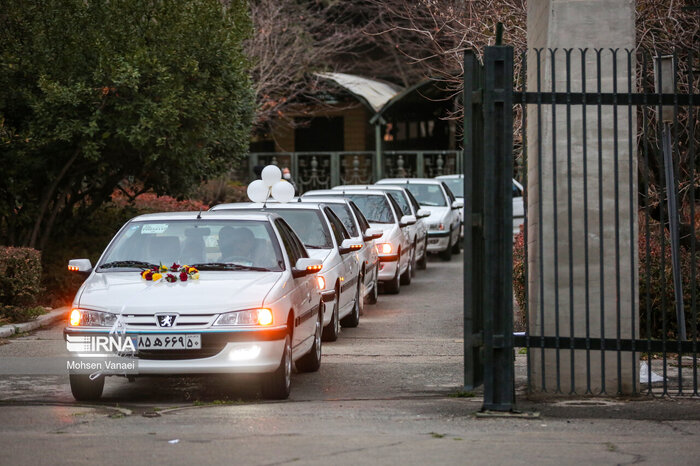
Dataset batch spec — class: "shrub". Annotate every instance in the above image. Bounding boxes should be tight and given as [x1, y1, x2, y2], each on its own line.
[0, 247, 43, 321]
[512, 226, 527, 326]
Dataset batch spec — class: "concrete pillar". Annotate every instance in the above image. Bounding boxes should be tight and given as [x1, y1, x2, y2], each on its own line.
[526, 0, 638, 394]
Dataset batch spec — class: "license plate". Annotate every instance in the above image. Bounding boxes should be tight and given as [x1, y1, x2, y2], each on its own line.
[137, 334, 201, 350]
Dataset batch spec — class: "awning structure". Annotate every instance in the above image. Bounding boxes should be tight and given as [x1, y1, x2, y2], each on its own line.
[315, 72, 404, 113]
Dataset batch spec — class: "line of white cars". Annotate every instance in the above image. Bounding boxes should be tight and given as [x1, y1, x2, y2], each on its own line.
[63, 175, 515, 401]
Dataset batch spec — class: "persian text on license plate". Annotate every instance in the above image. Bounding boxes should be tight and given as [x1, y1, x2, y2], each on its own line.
[137, 334, 201, 350]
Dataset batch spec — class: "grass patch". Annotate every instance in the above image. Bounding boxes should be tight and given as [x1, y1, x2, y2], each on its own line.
[518, 347, 528, 355]
[606, 442, 617, 452]
[430, 432, 446, 439]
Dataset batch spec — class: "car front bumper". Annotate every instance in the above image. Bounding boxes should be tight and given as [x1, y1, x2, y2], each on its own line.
[427, 231, 450, 252]
[64, 327, 286, 375]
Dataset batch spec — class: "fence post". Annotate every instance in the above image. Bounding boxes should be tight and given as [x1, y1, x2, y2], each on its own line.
[481, 45, 515, 411]
[330, 152, 340, 187]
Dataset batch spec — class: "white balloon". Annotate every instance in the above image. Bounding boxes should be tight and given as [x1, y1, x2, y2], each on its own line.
[247, 179, 270, 203]
[271, 180, 295, 203]
[261, 165, 282, 187]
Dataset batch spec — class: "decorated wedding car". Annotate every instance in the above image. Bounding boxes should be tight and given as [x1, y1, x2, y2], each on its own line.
[65, 168, 325, 401]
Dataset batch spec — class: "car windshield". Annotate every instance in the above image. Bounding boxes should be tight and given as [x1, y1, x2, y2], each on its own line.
[326, 204, 359, 237]
[99, 220, 284, 272]
[386, 191, 412, 215]
[313, 194, 394, 224]
[441, 178, 464, 198]
[264, 209, 333, 249]
[402, 184, 447, 207]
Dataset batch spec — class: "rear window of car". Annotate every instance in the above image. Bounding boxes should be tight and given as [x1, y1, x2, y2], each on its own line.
[304, 193, 395, 224]
[441, 178, 463, 198]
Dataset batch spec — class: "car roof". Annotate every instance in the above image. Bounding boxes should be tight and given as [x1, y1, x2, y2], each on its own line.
[211, 202, 327, 211]
[435, 174, 463, 179]
[304, 189, 389, 197]
[131, 210, 278, 222]
[376, 178, 443, 185]
[297, 196, 351, 205]
[335, 184, 409, 193]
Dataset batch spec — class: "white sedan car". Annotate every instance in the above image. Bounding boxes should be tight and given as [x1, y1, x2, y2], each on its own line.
[376, 178, 462, 261]
[296, 196, 383, 305]
[211, 202, 364, 342]
[436, 174, 526, 236]
[333, 185, 430, 271]
[65, 211, 324, 401]
[302, 189, 415, 293]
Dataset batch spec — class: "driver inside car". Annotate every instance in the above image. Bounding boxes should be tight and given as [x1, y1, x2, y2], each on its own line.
[218, 226, 256, 263]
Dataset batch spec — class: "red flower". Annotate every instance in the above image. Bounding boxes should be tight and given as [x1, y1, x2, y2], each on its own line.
[171, 262, 180, 270]
[165, 273, 177, 283]
[179, 271, 188, 281]
[144, 270, 153, 281]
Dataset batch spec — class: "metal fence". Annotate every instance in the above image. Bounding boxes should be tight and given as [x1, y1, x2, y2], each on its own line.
[464, 45, 698, 409]
[513, 48, 699, 397]
[248, 150, 462, 192]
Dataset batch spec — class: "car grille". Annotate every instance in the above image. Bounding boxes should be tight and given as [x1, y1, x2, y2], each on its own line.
[123, 313, 216, 329]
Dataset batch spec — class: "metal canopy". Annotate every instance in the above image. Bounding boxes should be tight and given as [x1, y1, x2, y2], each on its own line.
[315, 72, 404, 113]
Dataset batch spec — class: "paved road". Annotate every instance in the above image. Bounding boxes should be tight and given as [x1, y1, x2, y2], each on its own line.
[1, 253, 699, 465]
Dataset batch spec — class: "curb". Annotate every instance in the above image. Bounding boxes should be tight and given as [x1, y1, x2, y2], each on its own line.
[0, 306, 69, 338]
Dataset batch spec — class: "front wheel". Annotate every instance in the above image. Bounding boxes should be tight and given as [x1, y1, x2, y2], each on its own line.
[417, 237, 428, 270]
[322, 289, 340, 341]
[400, 249, 413, 285]
[439, 233, 453, 261]
[383, 262, 401, 294]
[451, 229, 461, 254]
[341, 276, 362, 328]
[261, 335, 292, 399]
[366, 266, 379, 304]
[69, 374, 105, 401]
[296, 306, 322, 373]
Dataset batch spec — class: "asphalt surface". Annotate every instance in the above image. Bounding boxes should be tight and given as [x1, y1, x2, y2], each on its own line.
[1, 252, 699, 465]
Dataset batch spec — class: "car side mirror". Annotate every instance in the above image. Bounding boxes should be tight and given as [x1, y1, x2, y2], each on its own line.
[363, 228, 383, 241]
[68, 259, 93, 275]
[451, 199, 464, 209]
[292, 258, 323, 278]
[399, 215, 416, 227]
[339, 238, 363, 255]
[416, 208, 431, 219]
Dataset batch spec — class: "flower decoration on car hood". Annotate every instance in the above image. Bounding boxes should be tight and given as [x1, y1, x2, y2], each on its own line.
[141, 263, 199, 282]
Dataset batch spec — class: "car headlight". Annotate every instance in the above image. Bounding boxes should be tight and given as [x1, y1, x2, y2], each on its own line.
[376, 243, 393, 254]
[70, 308, 117, 327]
[430, 223, 446, 231]
[316, 275, 326, 290]
[214, 309, 273, 326]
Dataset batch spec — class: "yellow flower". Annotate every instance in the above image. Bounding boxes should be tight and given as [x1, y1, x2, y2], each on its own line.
[141, 270, 149, 279]
[191, 272, 200, 280]
[152, 273, 163, 281]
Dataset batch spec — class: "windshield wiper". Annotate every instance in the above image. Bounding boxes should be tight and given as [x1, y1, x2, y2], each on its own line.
[100, 260, 158, 270]
[189, 262, 272, 272]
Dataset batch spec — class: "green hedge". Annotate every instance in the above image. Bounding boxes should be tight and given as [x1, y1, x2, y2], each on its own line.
[0, 247, 43, 320]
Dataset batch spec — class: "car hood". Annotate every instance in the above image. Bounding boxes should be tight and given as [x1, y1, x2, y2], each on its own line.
[369, 222, 398, 242]
[76, 271, 282, 315]
[421, 206, 451, 224]
[307, 249, 332, 262]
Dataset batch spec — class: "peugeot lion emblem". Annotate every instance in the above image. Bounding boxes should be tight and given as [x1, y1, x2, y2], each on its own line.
[156, 314, 177, 328]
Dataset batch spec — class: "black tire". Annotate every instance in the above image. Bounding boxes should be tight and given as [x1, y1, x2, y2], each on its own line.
[69, 374, 105, 401]
[383, 262, 401, 294]
[400, 249, 413, 285]
[321, 287, 340, 341]
[261, 335, 292, 399]
[410, 242, 417, 277]
[366, 266, 379, 304]
[296, 305, 322, 373]
[439, 232, 453, 261]
[451, 230, 461, 254]
[417, 237, 428, 270]
[341, 277, 362, 328]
